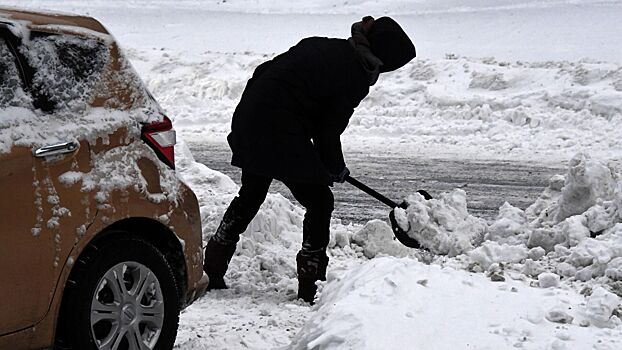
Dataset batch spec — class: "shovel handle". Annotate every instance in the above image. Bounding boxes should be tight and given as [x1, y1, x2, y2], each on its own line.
[344, 175, 399, 209]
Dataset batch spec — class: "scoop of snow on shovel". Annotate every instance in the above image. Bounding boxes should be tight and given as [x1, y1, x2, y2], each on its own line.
[396, 189, 487, 256]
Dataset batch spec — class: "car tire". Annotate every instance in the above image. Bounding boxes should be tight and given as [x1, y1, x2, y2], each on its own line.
[57, 235, 180, 350]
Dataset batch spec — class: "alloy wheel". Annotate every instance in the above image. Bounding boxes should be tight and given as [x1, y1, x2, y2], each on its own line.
[90, 261, 165, 350]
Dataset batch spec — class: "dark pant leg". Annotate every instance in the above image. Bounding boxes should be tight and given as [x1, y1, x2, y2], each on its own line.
[283, 182, 335, 253]
[204, 171, 272, 287]
[283, 181, 334, 302]
[212, 171, 272, 244]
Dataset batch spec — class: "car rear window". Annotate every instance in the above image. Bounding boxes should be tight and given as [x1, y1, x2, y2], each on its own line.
[18, 33, 109, 114]
[0, 37, 30, 108]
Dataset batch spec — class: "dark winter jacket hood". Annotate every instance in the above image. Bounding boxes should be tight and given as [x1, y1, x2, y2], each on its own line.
[367, 17, 416, 73]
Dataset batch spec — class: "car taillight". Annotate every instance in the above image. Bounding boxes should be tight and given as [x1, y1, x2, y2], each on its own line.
[141, 116, 176, 169]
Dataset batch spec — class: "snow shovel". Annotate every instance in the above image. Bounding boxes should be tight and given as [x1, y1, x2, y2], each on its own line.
[344, 175, 432, 249]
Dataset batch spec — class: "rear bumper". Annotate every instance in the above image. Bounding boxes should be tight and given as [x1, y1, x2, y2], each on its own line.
[173, 181, 207, 308]
[185, 273, 209, 306]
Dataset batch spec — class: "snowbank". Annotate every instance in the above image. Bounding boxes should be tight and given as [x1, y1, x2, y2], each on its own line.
[384, 152, 622, 286]
[291, 257, 622, 350]
[470, 154, 622, 283]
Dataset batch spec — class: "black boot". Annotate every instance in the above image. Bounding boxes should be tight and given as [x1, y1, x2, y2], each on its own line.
[203, 174, 272, 289]
[297, 279, 318, 304]
[296, 250, 329, 304]
[203, 238, 236, 290]
[203, 197, 251, 290]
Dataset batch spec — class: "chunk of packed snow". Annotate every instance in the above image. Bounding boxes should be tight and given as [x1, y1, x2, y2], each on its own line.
[552, 153, 616, 223]
[585, 286, 621, 328]
[538, 272, 561, 288]
[468, 241, 529, 270]
[545, 307, 574, 324]
[350, 219, 410, 259]
[398, 189, 487, 256]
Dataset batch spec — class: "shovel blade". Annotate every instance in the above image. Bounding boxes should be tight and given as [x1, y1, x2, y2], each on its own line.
[388, 190, 433, 249]
[389, 208, 421, 249]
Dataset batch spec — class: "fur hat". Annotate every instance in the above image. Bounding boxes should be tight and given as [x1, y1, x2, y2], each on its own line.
[367, 17, 416, 73]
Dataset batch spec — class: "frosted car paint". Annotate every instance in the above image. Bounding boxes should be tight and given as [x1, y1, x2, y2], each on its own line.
[0, 7, 207, 349]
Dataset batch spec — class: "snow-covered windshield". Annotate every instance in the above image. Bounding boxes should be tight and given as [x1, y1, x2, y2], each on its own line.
[0, 37, 30, 108]
[19, 33, 108, 114]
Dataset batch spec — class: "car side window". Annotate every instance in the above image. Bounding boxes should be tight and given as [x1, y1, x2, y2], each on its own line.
[18, 33, 109, 115]
[0, 37, 31, 109]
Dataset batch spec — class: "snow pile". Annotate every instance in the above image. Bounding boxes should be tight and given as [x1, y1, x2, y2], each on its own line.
[142, 51, 263, 138]
[291, 257, 622, 350]
[468, 153, 622, 283]
[175, 141, 239, 232]
[382, 152, 622, 284]
[394, 189, 487, 256]
[533, 153, 617, 225]
[351, 57, 622, 160]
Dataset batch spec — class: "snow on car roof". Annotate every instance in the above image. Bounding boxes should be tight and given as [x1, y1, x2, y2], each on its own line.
[0, 6, 109, 34]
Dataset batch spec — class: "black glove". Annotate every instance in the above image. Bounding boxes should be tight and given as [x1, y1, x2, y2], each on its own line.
[330, 166, 350, 184]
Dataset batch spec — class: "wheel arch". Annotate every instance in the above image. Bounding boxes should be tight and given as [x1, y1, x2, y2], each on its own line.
[98, 217, 189, 303]
[54, 217, 188, 347]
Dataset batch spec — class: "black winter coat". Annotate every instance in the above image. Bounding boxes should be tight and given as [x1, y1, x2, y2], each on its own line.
[227, 37, 369, 184]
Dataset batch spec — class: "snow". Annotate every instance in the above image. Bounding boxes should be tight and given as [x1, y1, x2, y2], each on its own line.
[350, 219, 411, 258]
[19, 33, 108, 113]
[397, 189, 487, 256]
[291, 257, 622, 349]
[175, 136, 622, 348]
[2, 0, 622, 349]
[0, 38, 31, 109]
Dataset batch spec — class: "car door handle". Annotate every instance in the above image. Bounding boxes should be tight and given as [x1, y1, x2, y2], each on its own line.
[33, 141, 79, 158]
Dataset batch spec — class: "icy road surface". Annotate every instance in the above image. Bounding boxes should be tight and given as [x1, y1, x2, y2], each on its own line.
[188, 141, 564, 223]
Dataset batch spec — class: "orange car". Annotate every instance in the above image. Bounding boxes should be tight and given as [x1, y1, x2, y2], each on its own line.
[0, 8, 207, 350]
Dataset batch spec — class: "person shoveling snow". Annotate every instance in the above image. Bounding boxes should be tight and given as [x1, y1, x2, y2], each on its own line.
[203, 16, 417, 303]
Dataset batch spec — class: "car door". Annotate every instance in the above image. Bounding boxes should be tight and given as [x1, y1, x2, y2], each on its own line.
[0, 30, 56, 335]
[0, 26, 103, 335]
